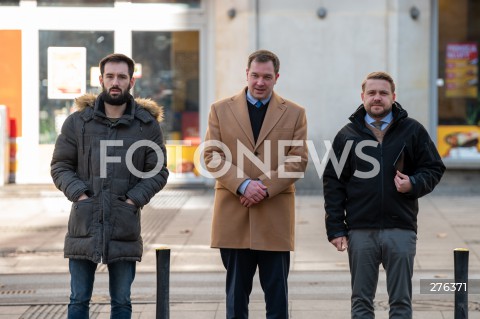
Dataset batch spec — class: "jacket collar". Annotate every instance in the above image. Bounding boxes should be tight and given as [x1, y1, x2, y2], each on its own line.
[349, 101, 408, 130]
[93, 95, 135, 124]
[228, 88, 287, 149]
[74, 93, 164, 124]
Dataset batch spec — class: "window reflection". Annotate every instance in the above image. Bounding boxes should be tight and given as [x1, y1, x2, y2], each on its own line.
[37, 0, 114, 6]
[132, 31, 199, 142]
[437, 0, 480, 160]
[130, 0, 200, 7]
[132, 31, 200, 177]
[35, 0, 200, 7]
[39, 30, 114, 144]
[0, 1, 19, 6]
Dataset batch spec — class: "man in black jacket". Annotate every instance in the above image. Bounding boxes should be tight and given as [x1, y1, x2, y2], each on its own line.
[51, 53, 169, 319]
[323, 71, 445, 319]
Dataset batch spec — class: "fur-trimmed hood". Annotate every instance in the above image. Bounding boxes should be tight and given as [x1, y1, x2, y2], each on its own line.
[74, 93, 164, 122]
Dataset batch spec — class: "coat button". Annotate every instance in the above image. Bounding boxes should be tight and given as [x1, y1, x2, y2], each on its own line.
[254, 151, 259, 156]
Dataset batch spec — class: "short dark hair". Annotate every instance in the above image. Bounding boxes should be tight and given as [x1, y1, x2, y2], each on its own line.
[362, 71, 396, 93]
[247, 50, 280, 74]
[99, 53, 135, 79]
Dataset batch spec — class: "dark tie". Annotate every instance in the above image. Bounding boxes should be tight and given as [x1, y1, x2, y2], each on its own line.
[255, 100, 263, 108]
[372, 121, 384, 130]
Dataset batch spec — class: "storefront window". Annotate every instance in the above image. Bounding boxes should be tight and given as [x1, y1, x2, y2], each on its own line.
[39, 30, 114, 144]
[0, 1, 19, 6]
[37, 0, 114, 7]
[437, 0, 480, 160]
[132, 31, 200, 179]
[130, 0, 200, 7]
[36, 0, 199, 7]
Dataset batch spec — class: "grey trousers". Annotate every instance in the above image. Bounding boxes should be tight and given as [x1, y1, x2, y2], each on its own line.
[347, 229, 417, 319]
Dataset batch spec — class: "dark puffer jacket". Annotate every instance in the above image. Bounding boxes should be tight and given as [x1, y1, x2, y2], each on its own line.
[323, 103, 445, 241]
[51, 94, 169, 264]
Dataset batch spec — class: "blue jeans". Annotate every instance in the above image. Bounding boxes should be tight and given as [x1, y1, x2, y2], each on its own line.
[68, 259, 136, 319]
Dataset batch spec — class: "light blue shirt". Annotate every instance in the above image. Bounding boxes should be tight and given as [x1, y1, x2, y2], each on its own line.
[365, 111, 393, 131]
[246, 90, 271, 107]
[238, 179, 250, 195]
[238, 91, 272, 194]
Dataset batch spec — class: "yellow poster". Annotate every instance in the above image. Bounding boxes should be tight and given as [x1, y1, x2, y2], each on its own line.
[438, 126, 480, 159]
[445, 43, 478, 98]
[166, 143, 200, 177]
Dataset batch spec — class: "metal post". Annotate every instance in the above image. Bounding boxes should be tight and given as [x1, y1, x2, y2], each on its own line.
[454, 248, 469, 319]
[156, 247, 170, 319]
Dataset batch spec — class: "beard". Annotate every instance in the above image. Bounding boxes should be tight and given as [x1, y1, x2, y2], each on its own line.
[367, 103, 392, 119]
[101, 84, 131, 106]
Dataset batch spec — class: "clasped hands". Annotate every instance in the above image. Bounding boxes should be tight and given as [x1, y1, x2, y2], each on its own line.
[240, 180, 268, 208]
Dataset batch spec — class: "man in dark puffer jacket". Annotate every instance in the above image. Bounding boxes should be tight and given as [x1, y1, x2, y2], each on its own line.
[51, 53, 169, 319]
[323, 71, 445, 319]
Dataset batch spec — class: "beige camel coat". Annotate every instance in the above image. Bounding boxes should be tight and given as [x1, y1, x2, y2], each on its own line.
[204, 89, 308, 251]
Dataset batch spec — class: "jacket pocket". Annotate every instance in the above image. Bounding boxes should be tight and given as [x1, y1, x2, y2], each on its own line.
[111, 198, 141, 241]
[68, 197, 94, 237]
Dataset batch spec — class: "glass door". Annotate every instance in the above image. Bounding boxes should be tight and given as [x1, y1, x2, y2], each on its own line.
[132, 31, 201, 181]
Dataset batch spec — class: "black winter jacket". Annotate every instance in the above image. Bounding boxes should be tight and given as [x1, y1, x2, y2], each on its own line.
[51, 94, 169, 263]
[323, 103, 445, 241]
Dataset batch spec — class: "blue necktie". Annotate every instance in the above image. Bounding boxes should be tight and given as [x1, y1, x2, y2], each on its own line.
[255, 101, 263, 108]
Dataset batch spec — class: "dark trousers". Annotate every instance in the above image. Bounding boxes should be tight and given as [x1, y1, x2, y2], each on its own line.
[348, 229, 417, 319]
[220, 248, 290, 319]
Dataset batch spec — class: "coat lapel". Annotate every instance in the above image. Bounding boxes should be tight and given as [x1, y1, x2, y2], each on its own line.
[255, 92, 286, 149]
[227, 90, 255, 148]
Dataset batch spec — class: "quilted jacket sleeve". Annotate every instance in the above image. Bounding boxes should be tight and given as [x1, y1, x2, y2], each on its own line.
[50, 115, 89, 202]
[125, 123, 169, 207]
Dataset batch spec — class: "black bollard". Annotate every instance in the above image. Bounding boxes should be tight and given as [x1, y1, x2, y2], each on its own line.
[156, 247, 170, 319]
[454, 248, 469, 319]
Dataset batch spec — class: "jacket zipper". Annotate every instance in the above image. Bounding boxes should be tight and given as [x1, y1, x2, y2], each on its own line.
[87, 147, 91, 178]
[379, 143, 384, 228]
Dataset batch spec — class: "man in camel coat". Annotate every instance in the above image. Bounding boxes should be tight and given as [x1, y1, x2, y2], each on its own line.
[204, 49, 308, 319]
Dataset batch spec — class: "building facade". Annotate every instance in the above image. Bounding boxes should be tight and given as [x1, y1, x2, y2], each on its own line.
[0, 0, 478, 188]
